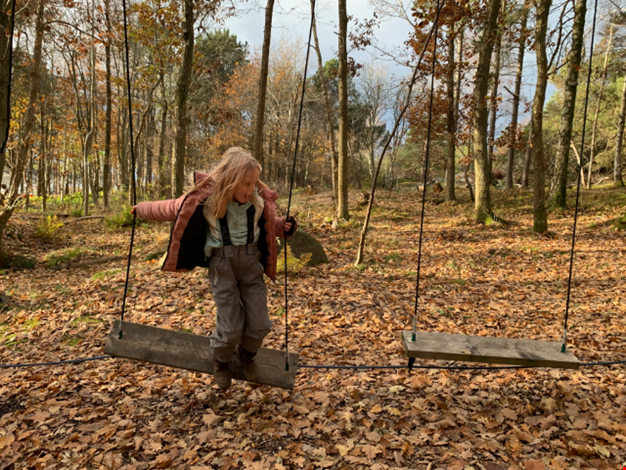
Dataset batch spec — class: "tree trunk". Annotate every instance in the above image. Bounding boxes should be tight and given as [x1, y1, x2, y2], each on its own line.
[445, 22, 456, 202]
[311, 0, 338, 205]
[158, 76, 168, 197]
[0, 0, 14, 186]
[614, 74, 626, 187]
[252, 0, 275, 168]
[506, 7, 529, 189]
[531, 0, 551, 233]
[472, 0, 501, 222]
[103, 0, 112, 208]
[487, 33, 502, 176]
[39, 108, 47, 210]
[0, 0, 44, 265]
[522, 123, 532, 188]
[172, 0, 194, 197]
[587, 23, 613, 188]
[550, 0, 586, 207]
[337, 0, 349, 219]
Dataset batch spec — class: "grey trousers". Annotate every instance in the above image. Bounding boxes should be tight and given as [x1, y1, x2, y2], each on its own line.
[208, 243, 273, 363]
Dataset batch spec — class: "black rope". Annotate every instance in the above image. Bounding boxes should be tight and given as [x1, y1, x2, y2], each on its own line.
[412, 0, 442, 342]
[282, 0, 316, 371]
[562, 0, 598, 353]
[0, 356, 113, 369]
[0, 0, 15, 159]
[119, 0, 138, 338]
[2, 355, 625, 369]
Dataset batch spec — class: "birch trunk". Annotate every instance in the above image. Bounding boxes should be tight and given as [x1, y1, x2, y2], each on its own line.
[337, 0, 349, 219]
[587, 23, 613, 188]
[550, 0, 586, 207]
[252, 0, 275, 168]
[445, 22, 456, 202]
[172, 0, 194, 197]
[472, 0, 501, 222]
[531, 0, 551, 233]
[506, 7, 529, 189]
[614, 75, 626, 187]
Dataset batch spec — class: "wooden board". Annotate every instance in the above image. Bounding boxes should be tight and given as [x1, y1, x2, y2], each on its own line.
[402, 330, 579, 369]
[105, 321, 299, 389]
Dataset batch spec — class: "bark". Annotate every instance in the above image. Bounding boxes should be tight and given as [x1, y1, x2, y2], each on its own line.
[531, 0, 551, 233]
[337, 0, 349, 219]
[472, 0, 501, 222]
[252, 0, 275, 168]
[506, 7, 529, 189]
[487, 33, 502, 175]
[614, 75, 626, 187]
[38, 108, 47, 209]
[587, 23, 613, 188]
[0, 0, 14, 184]
[172, 0, 194, 197]
[522, 123, 532, 188]
[0, 0, 44, 266]
[550, 0, 586, 207]
[311, 0, 338, 205]
[157, 76, 168, 197]
[103, 0, 112, 208]
[445, 22, 456, 202]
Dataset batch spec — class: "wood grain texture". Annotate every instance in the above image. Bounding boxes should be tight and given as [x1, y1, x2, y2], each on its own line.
[105, 321, 299, 389]
[402, 330, 579, 369]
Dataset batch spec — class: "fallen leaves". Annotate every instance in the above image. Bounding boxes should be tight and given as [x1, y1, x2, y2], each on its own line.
[1, 190, 626, 468]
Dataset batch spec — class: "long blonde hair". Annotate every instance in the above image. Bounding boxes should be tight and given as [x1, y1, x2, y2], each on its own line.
[190, 147, 267, 219]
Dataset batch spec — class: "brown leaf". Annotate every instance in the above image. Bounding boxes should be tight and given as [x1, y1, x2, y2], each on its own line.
[361, 444, 381, 459]
[523, 459, 546, 470]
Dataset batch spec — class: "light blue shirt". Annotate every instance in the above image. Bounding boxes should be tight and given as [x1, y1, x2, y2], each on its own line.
[204, 192, 264, 258]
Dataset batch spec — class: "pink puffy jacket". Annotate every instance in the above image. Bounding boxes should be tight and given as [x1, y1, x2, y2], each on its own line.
[135, 172, 295, 281]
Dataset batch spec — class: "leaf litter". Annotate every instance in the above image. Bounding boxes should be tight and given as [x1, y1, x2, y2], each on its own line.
[1, 188, 625, 469]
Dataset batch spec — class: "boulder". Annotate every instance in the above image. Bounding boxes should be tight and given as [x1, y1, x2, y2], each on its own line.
[276, 230, 328, 266]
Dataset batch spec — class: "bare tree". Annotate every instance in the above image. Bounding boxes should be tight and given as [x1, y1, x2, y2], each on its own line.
[337, 0, 349, 219]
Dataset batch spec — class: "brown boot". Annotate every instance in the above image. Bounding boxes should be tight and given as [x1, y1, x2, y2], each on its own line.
[237, 345, 258, 383]
[214, 359, 232, 390]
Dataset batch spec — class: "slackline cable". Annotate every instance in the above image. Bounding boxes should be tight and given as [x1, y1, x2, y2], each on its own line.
[118, 0, 138, 339]
[2, 356, 625, 369]
[282, 0, 316, 371]
[561, 0, 599, 353]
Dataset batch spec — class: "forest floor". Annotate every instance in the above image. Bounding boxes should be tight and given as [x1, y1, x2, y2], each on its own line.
[1, 186, 625, 470]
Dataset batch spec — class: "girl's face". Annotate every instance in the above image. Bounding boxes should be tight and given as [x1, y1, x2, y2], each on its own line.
[232, 168, 260, 204]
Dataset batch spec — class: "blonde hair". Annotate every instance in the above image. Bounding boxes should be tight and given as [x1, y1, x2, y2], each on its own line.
[189, 147, 267, 219]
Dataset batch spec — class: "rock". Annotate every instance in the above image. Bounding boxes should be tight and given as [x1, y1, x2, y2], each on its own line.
[276, 230, 328, 266]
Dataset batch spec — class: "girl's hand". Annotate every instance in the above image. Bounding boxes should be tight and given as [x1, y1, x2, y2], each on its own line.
[130, 206, 137, 215]
[283, 221, 292, 233]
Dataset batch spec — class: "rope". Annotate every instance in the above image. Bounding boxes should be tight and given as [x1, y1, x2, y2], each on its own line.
[412, 0, 442, 342]
[562, 0, 598, 353]
[2, 355, 625, 369]
[0, 0, 15, 159]
[282, 0, 316, 371]
[119, 0, 138, 338]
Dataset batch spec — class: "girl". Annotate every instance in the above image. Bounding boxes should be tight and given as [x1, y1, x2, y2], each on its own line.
[132, 147, 296, 390]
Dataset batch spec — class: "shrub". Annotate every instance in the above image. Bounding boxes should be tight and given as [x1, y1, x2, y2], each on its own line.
[105, 205, 137, 228]
[11, 255, 36, 269]
[34, 216, 64, 241]
[44, 248, 84, 268]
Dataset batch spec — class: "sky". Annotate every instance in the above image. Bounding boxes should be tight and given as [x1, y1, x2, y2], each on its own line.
[221, 0, 581, 135]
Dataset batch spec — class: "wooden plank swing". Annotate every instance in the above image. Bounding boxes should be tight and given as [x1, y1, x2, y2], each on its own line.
[105, 321, 299, 390]
[401, 330, 580, 369]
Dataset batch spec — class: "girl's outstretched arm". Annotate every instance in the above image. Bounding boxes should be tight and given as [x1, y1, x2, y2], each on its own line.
[133, 195, 185, 222]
